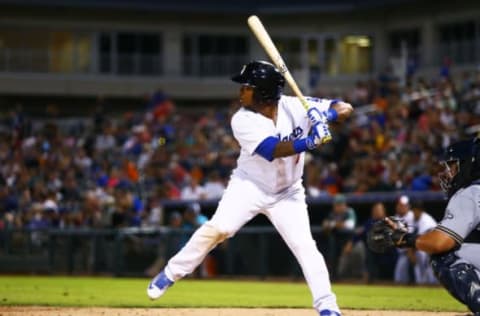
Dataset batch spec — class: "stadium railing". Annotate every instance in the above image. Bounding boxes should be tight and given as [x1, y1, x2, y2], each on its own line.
[0, 191, 447, 278]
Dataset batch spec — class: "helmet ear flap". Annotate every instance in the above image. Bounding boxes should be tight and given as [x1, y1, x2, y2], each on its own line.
[252, 88, 263, 103]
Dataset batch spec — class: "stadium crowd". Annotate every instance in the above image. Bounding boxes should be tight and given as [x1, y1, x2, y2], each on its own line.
[1, 69, 479, 232]
[1, 68, 480, 283]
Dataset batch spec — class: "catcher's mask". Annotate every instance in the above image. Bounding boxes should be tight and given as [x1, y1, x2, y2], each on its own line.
[231, 60, 285, 102]
[438, 138, 480, 197]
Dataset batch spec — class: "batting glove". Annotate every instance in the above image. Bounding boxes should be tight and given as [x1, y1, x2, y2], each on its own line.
[309, 122, 332, 146]
[307, 108, 339, 125]
[307, 108, 328, 125]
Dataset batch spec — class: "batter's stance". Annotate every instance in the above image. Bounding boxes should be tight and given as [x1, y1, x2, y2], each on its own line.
[147, 61, 353, 316]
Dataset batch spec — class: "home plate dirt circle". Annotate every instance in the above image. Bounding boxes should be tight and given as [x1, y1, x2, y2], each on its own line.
[0, 307, 466, 316]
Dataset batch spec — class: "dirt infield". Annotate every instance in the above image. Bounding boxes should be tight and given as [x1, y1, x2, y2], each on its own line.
[0, 307, 468, 316]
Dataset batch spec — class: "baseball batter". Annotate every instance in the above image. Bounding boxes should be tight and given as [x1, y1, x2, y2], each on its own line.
[368, 138, 480, 315]
[147, 60, 353, 316]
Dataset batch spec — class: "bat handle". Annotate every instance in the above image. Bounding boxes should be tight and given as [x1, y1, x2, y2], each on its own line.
[299, 98, 309, 110]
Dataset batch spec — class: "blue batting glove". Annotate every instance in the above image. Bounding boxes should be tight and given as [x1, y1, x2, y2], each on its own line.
[293, 123, 332, 153]
[307, 108, 339, 125]
[310, 122, 332, 145]
[307, 108, 327, 125]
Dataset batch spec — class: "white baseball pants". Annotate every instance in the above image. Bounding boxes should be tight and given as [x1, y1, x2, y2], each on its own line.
[164, 175, 339, 313]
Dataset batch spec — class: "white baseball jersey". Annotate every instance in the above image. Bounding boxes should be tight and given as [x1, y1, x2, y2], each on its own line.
[394, 210, 415, 283]
[400, 211, 415, 232]
[414, 212, 437, 234]
[231, 95, 332, 194]
[412, 212, 438, 285]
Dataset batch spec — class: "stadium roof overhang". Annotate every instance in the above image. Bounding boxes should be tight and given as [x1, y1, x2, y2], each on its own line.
[0, 0, 416, 14]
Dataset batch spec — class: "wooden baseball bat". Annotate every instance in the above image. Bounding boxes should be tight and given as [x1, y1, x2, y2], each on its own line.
[247, 15, 310, 110]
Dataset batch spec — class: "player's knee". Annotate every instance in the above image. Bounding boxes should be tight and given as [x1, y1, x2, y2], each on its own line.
[431, 252, 480, 312]
[430, 252, 461, 300]
[203, 222, 230, 243]
[206, 217, 237, 239]
[462, 265, 480, 312]
[463, 264, 480, 313]
[472, 292, 480, 313]
[431, 252, 458, 274]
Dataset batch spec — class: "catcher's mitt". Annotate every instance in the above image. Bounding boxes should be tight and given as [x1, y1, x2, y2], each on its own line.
[366, 216, 408, 253]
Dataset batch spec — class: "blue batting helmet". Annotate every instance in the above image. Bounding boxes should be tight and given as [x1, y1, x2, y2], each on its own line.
[231, 61, 285, 101]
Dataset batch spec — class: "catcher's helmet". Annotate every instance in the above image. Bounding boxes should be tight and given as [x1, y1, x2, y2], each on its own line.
[439, 137, 480, 197]
[231, 61, 285, 102]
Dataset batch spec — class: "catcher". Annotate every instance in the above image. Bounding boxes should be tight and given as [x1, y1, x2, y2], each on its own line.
[367, 138, 480, 315]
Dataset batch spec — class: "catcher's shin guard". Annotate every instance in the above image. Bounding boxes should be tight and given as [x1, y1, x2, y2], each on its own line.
[431, 252, 480, 313]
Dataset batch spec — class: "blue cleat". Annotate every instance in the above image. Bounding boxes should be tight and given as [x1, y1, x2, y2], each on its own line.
[147, 270, 174, 300]
[319, 310, 341, 316]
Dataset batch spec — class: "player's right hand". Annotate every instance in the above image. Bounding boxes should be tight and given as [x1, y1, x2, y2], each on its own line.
[310, 122, 332, 146]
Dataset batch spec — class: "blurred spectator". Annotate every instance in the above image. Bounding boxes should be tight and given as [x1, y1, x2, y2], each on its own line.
[95, 122, 116, 152]
[304, 157, 328, 198]
[110, 188, 143, 228]
[203, 171, 226, 200]
[145, 211, 183, 277]
[320, 163, 343, 195]
[411, 201, 438, 284]
[322, 194, 357, 280]
[143, 197, 164, 227]
[393, 195, 415, 284]
[360, 202, 397, 283]
[181, 177, 206, 201]
[182, 202, 208, 229]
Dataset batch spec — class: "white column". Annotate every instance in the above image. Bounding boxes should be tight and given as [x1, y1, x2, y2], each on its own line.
[163, 27, 182, 77]
[373, 29, 388, 74]
[111, 32, 117, 75]
[421, 20, 435, 68]
[90, 32, 99, 74]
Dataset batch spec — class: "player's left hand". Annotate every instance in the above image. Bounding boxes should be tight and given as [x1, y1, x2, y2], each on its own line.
[310, 122, 332, 145]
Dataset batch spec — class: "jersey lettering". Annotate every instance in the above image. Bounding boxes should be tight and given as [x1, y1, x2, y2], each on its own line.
[280, 126, 304, 142]
[306, 96, 323, 103]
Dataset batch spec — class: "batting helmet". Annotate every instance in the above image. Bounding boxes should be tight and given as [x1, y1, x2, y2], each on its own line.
[439, 137, 480, 197]
[231, 61, 285, 102]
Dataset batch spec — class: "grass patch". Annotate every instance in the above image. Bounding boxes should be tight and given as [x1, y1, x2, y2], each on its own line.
[0, 276, 467, 312]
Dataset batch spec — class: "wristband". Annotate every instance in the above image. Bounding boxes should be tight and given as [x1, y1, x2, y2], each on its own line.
[326, 108, 338, 122]
[293, 137, 315, 153]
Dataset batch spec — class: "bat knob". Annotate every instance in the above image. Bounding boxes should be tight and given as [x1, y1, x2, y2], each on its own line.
[321, 135, 332, 144]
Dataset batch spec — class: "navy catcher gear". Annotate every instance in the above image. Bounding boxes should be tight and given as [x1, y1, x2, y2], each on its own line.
[232, 60, 285, 102]
[439, 137, 480, 197]
[431, 252, 480, 314]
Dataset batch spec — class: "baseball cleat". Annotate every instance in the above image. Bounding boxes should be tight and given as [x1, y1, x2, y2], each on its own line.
[147, 270, 174, 300]
[319, 310, 341, 316]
